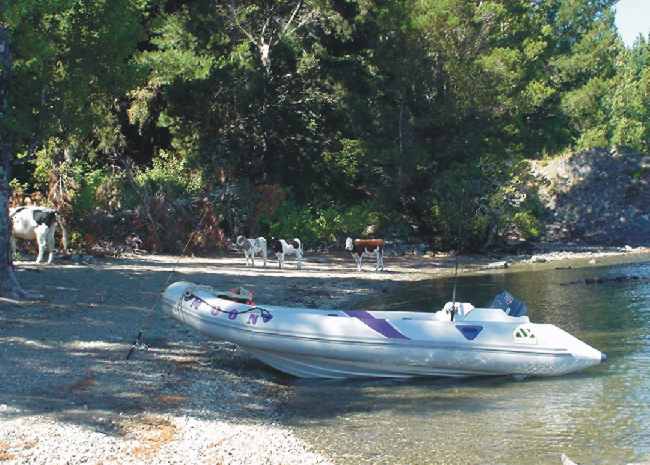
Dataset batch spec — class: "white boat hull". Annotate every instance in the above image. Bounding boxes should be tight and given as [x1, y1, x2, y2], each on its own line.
[161, 281, 606, 379]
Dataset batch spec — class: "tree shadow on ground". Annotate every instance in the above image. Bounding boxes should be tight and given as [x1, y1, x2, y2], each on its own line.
[0, 254, 508, 437]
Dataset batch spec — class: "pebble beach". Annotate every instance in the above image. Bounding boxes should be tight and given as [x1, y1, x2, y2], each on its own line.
[2, 247, 650, 465]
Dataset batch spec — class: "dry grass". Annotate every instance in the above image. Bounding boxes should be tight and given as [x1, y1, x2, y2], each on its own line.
[156, 394, 187, 406]
[0, 442, 15, 462]
[119, 416, 177, 460]
[67, 372, 96, 392]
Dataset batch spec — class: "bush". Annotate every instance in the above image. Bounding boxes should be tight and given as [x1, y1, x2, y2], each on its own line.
[126, 150, 203, 208]
[428, 158, 545, 251]
[513, 211, 541, 239]
[73, 168, 113, 214]
[269, 202, 318, 245]
[269, 202, 384, 248]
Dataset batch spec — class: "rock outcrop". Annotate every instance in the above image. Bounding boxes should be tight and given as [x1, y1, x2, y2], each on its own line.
[531, 148, 650, 246]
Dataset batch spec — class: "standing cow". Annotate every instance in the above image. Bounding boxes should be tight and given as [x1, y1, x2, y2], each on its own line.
[10, 206, 68, 264]
[345, 237, 385, 272]
[236, 235, 267, 267]
[270, 238, 303, 269]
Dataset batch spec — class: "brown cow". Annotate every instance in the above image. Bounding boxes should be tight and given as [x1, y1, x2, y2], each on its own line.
[345, 237, 384, 272]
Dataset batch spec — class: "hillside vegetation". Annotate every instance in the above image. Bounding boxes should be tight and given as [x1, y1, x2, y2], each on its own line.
[2, 1, 650, 254]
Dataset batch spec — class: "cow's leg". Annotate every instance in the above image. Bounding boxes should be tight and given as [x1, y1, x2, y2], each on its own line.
[46, 224, 57, 263]
[10, 236, 16, 261]
[374, 250, 384, 271]
[34, 225, 48, 263]
[251, 252, 256, 267]
[353, 253, 362, 271]
[297, 251, 303, 269]
[375, 251, 384, 271]
[262, 249, 267, 268]
[59, 218, 69, 253]
[244, 251, 250, 266]
[276, 252, 283, 269]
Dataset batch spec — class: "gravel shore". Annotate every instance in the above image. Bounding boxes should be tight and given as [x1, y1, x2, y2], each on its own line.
[2, 247, 650, 464]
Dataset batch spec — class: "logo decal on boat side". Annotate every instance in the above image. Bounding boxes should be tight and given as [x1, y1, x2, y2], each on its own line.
[343, 311, 410, 340]
[513, 325, 537, 344]
[456, 325, 483, 340]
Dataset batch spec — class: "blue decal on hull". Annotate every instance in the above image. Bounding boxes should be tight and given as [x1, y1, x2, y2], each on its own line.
[456, 325, 483, 340]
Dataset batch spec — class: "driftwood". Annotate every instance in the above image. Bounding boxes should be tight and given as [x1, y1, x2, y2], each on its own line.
[561, 274, 650, 286]
[483, 260, 510, 269]
[561, 454, 579, 465]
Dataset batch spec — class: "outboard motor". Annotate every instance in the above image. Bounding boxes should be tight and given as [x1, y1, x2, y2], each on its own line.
[489, 290, 528, 317]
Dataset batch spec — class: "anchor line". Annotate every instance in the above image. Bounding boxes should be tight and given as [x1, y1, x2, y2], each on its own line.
[449, 188, 465, 322]
[125, 205, 211, 360]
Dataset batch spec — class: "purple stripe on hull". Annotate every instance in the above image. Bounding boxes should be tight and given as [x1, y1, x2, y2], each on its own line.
[344, 310, 410, 340]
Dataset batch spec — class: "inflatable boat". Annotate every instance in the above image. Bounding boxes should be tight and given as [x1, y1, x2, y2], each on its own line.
[161, 281, 606, 379]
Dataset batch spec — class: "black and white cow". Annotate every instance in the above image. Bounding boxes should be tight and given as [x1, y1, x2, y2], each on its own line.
[10, 206, 68, 264]
[270, 238, 303, 269]
[236, 235, 267, 267]
[345, 237, 385, 272]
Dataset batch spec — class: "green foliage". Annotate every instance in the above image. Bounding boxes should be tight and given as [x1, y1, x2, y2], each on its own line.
[132, 150, 203, 201]
[608, 43, 650, 152]
[322, 139, 368, 182]
[72, 168, 110, 214]
[428, 159, 544, 250]
[5, 0, 648, 253]
[269, 202, 383, 247]
[269, 202, 319, 245]
[513, 211, 541, 240]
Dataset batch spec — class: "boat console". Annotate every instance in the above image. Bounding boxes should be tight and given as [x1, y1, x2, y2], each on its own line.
[437, 301, 530, 323]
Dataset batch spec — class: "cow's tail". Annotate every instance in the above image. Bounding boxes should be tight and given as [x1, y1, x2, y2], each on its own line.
[56, 212, 69, 253]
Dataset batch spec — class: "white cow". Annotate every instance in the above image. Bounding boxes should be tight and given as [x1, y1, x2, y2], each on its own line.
[10, 206, 68, 264]
[271, 238, 303, 269]
[236, 235, 267, 267]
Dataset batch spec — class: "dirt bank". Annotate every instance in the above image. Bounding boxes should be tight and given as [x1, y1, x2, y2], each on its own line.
[2, 248, 650, 464]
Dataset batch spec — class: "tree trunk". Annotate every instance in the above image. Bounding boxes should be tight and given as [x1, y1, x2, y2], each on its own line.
[0, 24, 30, 299]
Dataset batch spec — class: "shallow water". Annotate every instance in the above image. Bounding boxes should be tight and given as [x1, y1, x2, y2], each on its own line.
[282, 260, 650, 465]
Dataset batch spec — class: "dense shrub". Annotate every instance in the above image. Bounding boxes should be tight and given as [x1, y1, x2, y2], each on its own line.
[268, 202, 385, 248]
[429, 159, 545, 251]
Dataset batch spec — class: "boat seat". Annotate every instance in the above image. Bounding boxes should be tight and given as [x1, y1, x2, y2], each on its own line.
[216, 287, 254, 304]
[440, 302, 475, 320]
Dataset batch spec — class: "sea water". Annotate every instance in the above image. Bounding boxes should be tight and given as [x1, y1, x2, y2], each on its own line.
[282, 258, 650, 465]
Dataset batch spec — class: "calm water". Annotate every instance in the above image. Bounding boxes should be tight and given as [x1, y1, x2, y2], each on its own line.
[281, 260, 650, 465]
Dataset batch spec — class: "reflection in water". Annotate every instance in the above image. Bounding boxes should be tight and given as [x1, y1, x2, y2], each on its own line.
[282, 261, 650, 465]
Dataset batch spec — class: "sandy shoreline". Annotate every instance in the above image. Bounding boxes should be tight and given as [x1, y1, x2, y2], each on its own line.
[2, 246, 650, 464]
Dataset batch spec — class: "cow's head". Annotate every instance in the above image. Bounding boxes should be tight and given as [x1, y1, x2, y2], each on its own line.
[345, 237, 354, 251]
[235, 235, 246, 247]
